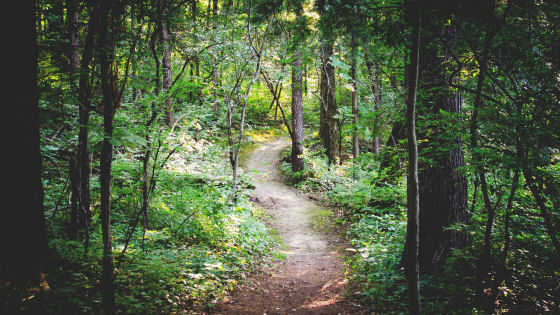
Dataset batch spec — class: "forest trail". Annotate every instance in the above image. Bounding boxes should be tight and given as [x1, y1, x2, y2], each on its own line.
[215, 138, 365, 315]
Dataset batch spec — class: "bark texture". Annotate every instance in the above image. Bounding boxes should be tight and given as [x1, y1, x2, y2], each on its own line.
[320, 40, 339, 164]
[291, 51, 304, 172]
[160, 0, 173, 125]
[416, 18, 469, 274]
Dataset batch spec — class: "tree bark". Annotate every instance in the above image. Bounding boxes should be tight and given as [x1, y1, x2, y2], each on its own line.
[160, 0, 173, 125]
[291, 50, 304, 173]
[98, 0, 121, 312]
[320, 40, 339, 165]
[415, 16, 468, 274]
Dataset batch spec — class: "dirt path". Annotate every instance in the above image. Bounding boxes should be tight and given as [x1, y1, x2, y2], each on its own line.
[215, 138, 365, 315]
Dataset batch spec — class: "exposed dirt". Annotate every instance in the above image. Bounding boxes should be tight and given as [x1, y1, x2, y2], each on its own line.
[213, 138, 367, 315]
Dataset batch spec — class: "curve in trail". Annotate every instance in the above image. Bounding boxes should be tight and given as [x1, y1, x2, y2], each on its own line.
[216, 138, 364, 315]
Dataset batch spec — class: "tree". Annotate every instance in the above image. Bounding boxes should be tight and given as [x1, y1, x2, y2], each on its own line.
[2, 0, 49, 283]
[160, 0, 174, 125]
[98, 0, 124, 312]
[415, 1, 469, 274]
[317, 0, 339, 165]
[291, 49, 304, 172]
[405, 1, 422, 313]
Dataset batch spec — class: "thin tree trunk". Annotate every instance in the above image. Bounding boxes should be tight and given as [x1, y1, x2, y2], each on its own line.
[228, 7, 264, 193]
[78, 7, 97, 256]
[470, 28, 498, 285]
[67, 0, 80, 239]
[350, 33, 359, 158]
[98, 0, 120, 311]
[501, 169, 519, 264]
[364, 50, 381, 154]
[140, 25, 163, 237]
[160, 0, 173, 125]
[405, 2, 422, 313]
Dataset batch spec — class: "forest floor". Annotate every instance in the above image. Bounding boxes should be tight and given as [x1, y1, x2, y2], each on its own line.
[213, 138, 367, 315]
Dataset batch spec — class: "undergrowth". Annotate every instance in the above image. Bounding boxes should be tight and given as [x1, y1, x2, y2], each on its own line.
[5, 129, 279, 314]
[280, 132, 560, 314]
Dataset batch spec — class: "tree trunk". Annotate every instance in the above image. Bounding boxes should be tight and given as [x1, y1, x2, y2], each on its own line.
[291, 50, 304, 173]
[320, 40, 339, 164]
[405, 2, 422, 313]
[160, 0, 173, 125]
[2, 0, 49, 282]
[350, 34, 359, 158]
[77, 4, 97, 255]
[67, 0, 80, 239]
[98, 0, 121, 312]
[68, 0, 80, 69]
[416, 19, 468, 274]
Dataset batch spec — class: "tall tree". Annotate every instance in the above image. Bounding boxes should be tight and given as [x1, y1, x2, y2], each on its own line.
[350, 32, 359, 158]
[288, 0, 306, 173]
[415, 1, 469, 274]
[76, 2, 98, 254]
[291, 50, 304, 172]
[405, 1, 422, 312]
[317, 0, 339, 164]
[160, 0, 174, 125]
[2, 0, 49, 283]
[98, 0, 123, 312]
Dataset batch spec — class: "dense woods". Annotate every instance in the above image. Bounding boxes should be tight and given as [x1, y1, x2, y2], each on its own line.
[2, 0, 559, 313]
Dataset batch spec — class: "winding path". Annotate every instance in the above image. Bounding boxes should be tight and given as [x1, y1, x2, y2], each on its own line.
[215, 138, 365, 314]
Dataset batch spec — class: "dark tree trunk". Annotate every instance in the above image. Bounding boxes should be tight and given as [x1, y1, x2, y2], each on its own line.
[98, 0, 122, 312]
[2, 0, 49, 282]
[77, 6, 97, 255]
[501, 169, 519, 264]
[291, 50, 304, 173]
[415, 19, 468, 274]
[470, 27, 498, 284]
[68, 0, 80, 239]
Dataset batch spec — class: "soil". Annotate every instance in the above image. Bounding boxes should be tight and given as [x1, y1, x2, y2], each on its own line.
[213, 138, 367, 315]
